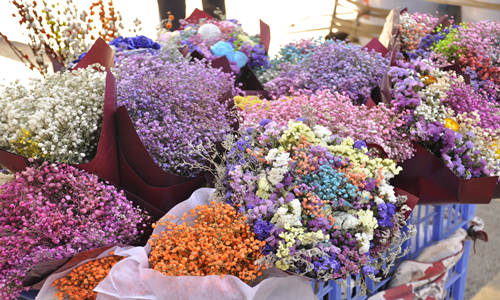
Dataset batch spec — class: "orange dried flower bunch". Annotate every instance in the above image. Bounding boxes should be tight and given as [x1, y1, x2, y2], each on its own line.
[87, 0, 123, 41]
[164, 11, 175, 30]
[149, 201, 267, 283]
[52, 254, 123, 300]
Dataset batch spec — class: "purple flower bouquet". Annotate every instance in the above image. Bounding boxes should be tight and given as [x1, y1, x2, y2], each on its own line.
[265, 40, 389, 104]
[114, 49, 237, 216]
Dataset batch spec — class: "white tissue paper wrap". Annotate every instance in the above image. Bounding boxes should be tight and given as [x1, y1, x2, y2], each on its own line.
[94, 188, 317, 300]
[36, 246, 130, 300]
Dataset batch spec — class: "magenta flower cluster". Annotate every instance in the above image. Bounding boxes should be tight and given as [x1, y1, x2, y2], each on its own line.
[264, 40, 389, 104]
[116, 52, 237, 177]
[444, 81, 500, 130]
[239, 90, 414, 161]
[0, 161, 148, 299]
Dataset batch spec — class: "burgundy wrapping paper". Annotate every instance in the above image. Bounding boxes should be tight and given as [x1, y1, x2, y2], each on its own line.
[363, 38, 389, 57]
[0, 39, 118, 184]
[184, 8, 216, 24]
[72, 38, 118, 184]
[236, 65, 266, 93]
[75, 70, 119, 185]
[73, 37, 114, 70]
[115, 106, 194, 187]
[393, 144, 498, 204]
[115, 106, 207, 220]
[259, 19, 271, 53]
[211, 55, 233, 73]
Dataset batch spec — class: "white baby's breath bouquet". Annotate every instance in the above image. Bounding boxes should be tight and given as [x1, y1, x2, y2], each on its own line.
[0, 66, 106, 163]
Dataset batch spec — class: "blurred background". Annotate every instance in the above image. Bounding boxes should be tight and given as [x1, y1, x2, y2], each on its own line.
[0, 0, 499, 299]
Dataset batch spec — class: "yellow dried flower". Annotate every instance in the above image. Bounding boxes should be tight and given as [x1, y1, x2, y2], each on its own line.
[443, 118, 460, 132]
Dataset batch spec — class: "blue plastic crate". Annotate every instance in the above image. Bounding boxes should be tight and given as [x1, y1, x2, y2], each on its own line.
[18, 204, 475, 300]
[312, 203, 476, 299]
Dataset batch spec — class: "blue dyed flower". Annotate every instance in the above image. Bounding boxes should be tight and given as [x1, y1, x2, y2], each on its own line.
[377, 202, 396, 227]
[259, 118, 271, 126]
[211, 41, 235, 58]
[353, 140, 367, 149]
[253, 219, 274, 240]
[110, 35, 161, 51]
[362, 265, 376, 275]
[72, 52, 87, 64]
[233, 51, 249, 68]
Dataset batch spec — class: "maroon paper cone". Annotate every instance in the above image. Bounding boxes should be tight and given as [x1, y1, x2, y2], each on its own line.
[74, 70, 119, 185]
[115, 106, 194, 187]
[393, 144, 498, 204]
[236, 65, 266, 93]
[363, 38, 389, 56]
[118, 150, 206, 221]
[0, 39, 118, 184]
[0, 150, 28, 173]
[185, 8, 216, 24]
[74, 37, 114, 70]
[211, 55, 233, 73]
[260, 19, 271, 54]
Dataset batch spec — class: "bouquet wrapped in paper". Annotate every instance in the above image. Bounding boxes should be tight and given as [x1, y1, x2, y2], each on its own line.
[158, 9, 270, 75]
[219, 119, 416, 282]
[387, 58, 499, 203]
[113, 45, 238, 219]
[0, 38, 118, 184]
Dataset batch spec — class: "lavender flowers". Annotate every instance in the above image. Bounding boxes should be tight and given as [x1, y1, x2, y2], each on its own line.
[265, 40, 389, 103]
[116, 52, 237, 177]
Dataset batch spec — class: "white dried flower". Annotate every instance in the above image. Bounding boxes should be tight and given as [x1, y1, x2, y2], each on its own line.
[0, 66, 106, 164]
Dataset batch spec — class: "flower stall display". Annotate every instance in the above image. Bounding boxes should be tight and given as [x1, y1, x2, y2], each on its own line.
[158, 10, 270, 74]
[0, 161, 148, 299]
[264, 40, 389, 104]
[0, 66, 106, 164]
[221, 120, 412, 281]
[91, 188, 317, 300]
[236, 89, 414, 162]
[115, 50, 237, 178]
